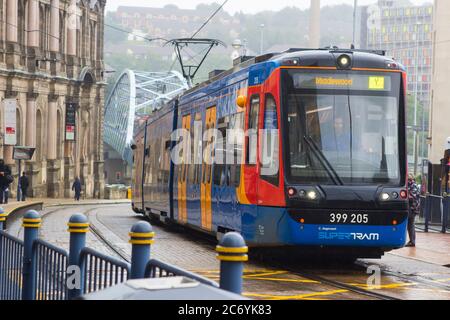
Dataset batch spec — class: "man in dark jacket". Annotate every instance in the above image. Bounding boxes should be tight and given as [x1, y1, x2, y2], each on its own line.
[407, 174, 421, 247]
[19, 172, 29, 202]
[0, 160, 12, 204]
[72, 177, 82, 201]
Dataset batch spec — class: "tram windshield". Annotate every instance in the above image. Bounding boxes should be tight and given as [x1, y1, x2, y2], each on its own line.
[282, 70, 403, 186]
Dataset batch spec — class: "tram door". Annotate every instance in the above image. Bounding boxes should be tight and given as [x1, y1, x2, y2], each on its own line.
[178, 114, 191, 224]
[201, 107, 216, 231]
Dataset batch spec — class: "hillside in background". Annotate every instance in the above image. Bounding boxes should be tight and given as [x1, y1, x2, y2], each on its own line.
[104, 3, 354, 85]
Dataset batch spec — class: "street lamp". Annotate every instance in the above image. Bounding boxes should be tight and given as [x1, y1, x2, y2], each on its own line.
[352, 0, 358, 46]
[232, 39, 247, 58]
[413, 22, 424, 175]
[260, 24, 265, 55]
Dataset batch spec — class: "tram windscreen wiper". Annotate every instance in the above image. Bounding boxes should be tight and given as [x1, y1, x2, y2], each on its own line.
[303, 136, 344, 186]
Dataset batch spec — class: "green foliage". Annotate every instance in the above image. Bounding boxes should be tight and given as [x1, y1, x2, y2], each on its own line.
[406, 94, 429, 158]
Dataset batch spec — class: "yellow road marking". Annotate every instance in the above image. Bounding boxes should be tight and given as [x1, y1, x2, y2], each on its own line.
[245, 289, 349, 300]
[402, 288, 450, 294]
[348, 282, 417, 290]
[243, 276, 320, 284]
[433, 278, 450, 283]
[244, 271, 289, 278]
[191, 269, 279, 274]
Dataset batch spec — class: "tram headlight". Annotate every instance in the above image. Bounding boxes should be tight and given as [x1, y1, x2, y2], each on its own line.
[337, 54, 352, 69]
[307, 190, 318, 200]
[380, 193, 391, 201]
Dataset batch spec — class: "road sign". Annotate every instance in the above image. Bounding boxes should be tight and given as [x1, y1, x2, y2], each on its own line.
[3, 99, 17, 146]
[65, 103, 77, 141]
[13, 146, 36, 161]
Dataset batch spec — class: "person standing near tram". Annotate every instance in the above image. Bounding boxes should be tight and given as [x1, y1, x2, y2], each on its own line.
[407, 174, 421, 247]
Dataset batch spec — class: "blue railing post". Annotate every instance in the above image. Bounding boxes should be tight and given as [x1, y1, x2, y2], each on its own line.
[424, 194, 431, 233]
[67, 214, 89, 300]
[129, 221, 154, 279]
[216, 232, 248, 295]
[0, 208, 5, 230]
[442, 195, 449, 234]
[22, 210, 42, 300]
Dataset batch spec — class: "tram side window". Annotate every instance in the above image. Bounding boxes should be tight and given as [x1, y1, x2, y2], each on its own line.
[214, 117, 229, 186]
[247, 95, 260, 165]
[193, 113, 203, 185]
[188, 117, 196, 186]
[261, 94, 279, 186]
[229, 112, 244, 187]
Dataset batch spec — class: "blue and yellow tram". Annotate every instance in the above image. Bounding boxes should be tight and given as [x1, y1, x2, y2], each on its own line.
[132, 48, 409, 259]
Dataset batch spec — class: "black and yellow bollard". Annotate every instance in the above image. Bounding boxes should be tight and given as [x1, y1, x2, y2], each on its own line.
[67, 213, 90, 299]
[22, 210, 42, 300]
[129, 221, 154, 279]
[0, 208, 7, 230]
[216, 232, 248, 295]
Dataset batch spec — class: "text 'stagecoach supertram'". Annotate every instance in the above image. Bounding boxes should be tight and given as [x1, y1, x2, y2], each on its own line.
[131, 48, 409, 259]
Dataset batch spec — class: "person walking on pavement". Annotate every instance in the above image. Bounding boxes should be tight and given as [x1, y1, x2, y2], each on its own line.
[72, 177, 82, 201]
[407, 174, 421, 247]
[19, 172, 29, 202]
[0, 160, 12, 204]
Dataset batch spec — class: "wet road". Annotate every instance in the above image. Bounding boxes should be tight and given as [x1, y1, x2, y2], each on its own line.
[6, 203, 450, 300]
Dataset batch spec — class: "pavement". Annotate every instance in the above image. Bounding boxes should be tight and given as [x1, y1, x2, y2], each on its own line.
[1, 198, 131, 214]
[391, 231, 450, 267]
[2, 198, 449, 269]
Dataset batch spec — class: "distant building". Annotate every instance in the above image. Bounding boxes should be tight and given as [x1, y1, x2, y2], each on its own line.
[363, 0, 433, 108]
[0, 0, 106, 199]
[113, 5, 240, 40]
[127, 29, 148, 42]
[359, 0, 433, 160]
[429, 0, 450, 168]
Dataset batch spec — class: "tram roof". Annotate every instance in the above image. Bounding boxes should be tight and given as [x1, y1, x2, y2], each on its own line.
[183, 48, 405, 98]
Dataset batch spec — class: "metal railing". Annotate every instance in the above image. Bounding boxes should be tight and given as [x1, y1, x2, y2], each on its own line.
[0, 231, 24, 300]
[0, 210, 247, 300]
[418, 194, 450, 233]
[145, 259, 219, 287]
[79, 247, 130, 295]
[33, 240, 68, 300]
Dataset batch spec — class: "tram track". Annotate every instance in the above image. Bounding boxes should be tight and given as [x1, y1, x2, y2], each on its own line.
[280, 267, 400, 300]
[32, 205, 450, 300]
[87, 216, 131, 263]
[39, 205, 132, 263]
[356, 260, 450, 292]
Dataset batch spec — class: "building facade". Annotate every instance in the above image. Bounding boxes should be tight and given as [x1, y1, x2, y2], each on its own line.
[0, 0, 106, 199]
[365, 0, 433, 109]
[359, 0, 433, 164]
[112, 5, 241, 40]
[429, 0, 450, 166]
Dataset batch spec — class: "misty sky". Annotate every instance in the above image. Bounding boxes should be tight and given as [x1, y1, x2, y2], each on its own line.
[105, 0, 432, 14]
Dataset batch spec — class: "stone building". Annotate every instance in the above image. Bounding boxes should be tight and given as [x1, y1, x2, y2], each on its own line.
[0, 0, 106, 199]
[429, 0, 450, 166]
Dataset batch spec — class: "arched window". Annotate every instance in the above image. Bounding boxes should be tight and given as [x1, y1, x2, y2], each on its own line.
[36, 110, 42, 161]
[16, 109, 22, 146]
[18, 0, 27, 47]
[59, 11, 66, 55]
[89, 21, 96, 61]
[0, 1, 3, 42]
[39, 4, 47, 51]
[76, 13, 81, 57]
[57, 109, 62, 159]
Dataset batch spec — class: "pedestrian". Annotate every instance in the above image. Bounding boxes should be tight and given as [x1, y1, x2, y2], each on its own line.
[72, 177, 82, 201]
[19, 172, 29, 202]
[407, 174, 421, 247]
[0, 160, 12, 204]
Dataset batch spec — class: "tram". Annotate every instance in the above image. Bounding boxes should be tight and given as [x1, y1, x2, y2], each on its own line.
[131, 48, 409, 259]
